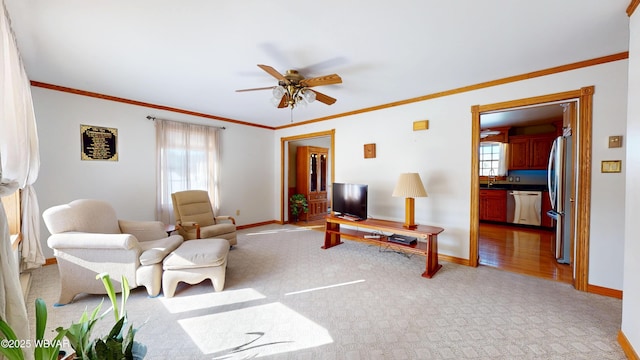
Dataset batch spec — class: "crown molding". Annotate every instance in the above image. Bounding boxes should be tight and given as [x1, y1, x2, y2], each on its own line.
[628, 0, 639, 16]
[29, 81, 275, 130]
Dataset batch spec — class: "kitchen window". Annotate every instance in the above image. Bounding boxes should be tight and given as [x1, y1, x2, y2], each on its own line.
[479, 142, 508, 177]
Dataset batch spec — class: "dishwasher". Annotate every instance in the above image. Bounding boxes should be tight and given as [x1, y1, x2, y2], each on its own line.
[506, 191, 542, 226]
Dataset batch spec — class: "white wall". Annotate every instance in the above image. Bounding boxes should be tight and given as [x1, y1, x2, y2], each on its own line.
[275, 60, 628, 290]
[621, 6, 640, 355]
[32, 87, 275, 258]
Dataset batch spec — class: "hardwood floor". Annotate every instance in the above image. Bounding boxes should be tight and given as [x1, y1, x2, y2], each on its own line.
[479, 222, 573, 283]
[292, 218, 573, 284]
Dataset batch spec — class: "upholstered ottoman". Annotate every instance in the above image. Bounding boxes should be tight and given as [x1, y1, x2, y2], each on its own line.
[162, 238, 230, 297]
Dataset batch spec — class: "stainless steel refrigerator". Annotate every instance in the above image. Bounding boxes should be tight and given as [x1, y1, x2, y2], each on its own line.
[547, 135, 571, 264]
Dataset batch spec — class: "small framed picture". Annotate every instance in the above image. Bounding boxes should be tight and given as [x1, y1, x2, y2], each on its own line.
[601, 160, 621, 173]
[364, 143, 376, 159]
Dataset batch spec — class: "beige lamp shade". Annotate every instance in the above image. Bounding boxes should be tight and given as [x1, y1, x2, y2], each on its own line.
[392, 173, 428, 198]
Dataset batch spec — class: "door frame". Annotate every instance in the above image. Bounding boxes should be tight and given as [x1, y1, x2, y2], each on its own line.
[279, 129, 335, 223]
[469, 86, 594, 291]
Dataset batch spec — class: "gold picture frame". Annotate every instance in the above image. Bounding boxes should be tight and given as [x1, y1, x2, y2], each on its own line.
[601, 160, 621, 173]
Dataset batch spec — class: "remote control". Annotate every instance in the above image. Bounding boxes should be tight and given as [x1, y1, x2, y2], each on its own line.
[364, 234, 381, 239]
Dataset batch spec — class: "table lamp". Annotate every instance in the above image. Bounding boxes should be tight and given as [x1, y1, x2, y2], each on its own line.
[392, 173, 428, 229]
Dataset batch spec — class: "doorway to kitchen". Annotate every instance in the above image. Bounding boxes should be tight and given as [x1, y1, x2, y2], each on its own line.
[470, 87, 595, 291]
[478, 102, 573, 284]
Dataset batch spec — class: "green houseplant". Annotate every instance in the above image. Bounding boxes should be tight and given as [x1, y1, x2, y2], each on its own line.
[90, 273, 145, 360]
[55, 300, 103, 359]
[0, 298, 67, 360]
[55, 273, 146, 360]
[0, 274, 145, 360]
[289, 194, 309, 221]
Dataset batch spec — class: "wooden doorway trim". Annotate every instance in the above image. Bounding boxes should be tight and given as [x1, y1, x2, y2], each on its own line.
[470, 86, 594, 291]
[280, 129, 336, 223]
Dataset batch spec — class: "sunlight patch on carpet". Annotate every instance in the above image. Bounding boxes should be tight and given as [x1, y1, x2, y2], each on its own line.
[285, 279, 365, 296]
[178, 302, 333, 358]
[245, 227, 313, 236]
[159, 288, 266, 313]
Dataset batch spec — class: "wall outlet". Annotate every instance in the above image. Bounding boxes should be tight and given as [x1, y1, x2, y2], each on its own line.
[236, 209, 240, 216]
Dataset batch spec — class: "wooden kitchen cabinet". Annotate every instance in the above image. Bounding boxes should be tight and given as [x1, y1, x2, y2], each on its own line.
[296, 146, 328, 221]
[479, 189, 507, 222]
[508, 134, 555, 170]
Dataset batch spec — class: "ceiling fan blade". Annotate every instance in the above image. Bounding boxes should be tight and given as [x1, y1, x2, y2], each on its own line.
[300, 74, 342, 87]
[257, 64, 288, 83]
[310, 90, 337, 105]
[235, 86, 276, 92]
[277, 94, 289, 108]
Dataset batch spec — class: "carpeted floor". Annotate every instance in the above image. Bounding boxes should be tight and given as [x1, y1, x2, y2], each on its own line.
[26, 224, 625, 359]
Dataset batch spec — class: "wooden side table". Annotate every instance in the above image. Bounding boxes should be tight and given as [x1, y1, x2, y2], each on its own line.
[324, 215, 444, 278]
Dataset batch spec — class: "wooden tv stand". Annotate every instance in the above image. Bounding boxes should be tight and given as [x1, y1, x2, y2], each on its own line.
[323, 215, 445, 278]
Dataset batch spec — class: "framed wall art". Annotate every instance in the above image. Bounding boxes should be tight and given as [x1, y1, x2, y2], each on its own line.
[81, 124, 118, 161]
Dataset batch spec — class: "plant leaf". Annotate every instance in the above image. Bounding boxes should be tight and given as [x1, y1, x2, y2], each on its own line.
[97, 273, 119, 321]
[120, 275, 130, 319]
[35, 298, 47, 341]
[0, 319, 25, 360]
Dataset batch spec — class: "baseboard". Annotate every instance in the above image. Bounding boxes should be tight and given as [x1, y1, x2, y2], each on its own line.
[619, 330, 640, 360]
[439, 254, 470, 266]
[236, 220, 277, 230]
[588, 284, 623, 299]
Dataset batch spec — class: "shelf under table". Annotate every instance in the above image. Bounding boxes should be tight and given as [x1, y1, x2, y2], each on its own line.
[323, 215, 444, 278]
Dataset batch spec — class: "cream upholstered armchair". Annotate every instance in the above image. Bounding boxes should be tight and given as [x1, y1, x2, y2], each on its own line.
[43, 199, 183, 305]
[171, 190, 237, 246]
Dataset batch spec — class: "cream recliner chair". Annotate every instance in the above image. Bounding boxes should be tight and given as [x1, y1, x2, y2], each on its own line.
[171, 190, 237, 246]
[43, 199, 183, 305]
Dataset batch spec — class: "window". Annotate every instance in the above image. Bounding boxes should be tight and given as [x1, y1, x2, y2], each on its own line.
[155, 119, 221, 224]
[479, 142, 507, 177]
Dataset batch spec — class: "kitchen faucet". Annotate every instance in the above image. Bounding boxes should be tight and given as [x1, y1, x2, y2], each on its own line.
[488, 169, 496, 187]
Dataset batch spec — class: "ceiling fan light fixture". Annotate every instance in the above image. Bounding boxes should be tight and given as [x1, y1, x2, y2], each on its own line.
[270, 96, 283, 107]
[272, 85, 285, 100]
[301, 89, 316, 104]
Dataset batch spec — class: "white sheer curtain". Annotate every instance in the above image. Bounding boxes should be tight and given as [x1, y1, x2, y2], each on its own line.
[1, 1, 39, 356]
[497, 142, 508, 176]
[155, 119, 221, 225]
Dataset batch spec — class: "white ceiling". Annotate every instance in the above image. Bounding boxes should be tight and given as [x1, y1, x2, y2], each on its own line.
[481, 103, 566, 129]
[4, 0, 631, 128]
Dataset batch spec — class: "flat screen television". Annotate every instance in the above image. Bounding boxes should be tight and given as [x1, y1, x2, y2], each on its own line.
[332, 183, 368, 220]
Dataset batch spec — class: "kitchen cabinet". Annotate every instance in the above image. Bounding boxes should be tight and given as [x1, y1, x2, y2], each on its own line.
[508, 134, 555, 170]
[296, 146, 328, 221]
[479, 189, 507, 222]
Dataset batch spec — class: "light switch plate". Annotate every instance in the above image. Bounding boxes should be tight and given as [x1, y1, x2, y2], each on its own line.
[608, 135, 623, 148]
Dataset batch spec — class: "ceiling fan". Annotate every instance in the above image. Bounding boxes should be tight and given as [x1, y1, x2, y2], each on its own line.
[236, 64, 342, 109]
[480, 129, 501, 138]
